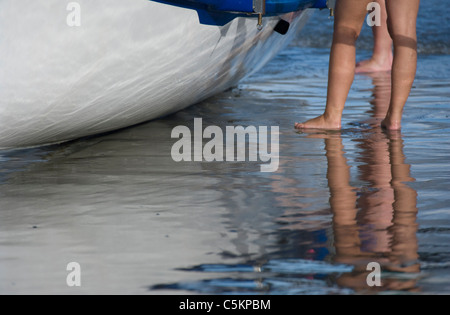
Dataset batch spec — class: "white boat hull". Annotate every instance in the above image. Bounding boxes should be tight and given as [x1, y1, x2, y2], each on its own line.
[0, 0, 312, 148]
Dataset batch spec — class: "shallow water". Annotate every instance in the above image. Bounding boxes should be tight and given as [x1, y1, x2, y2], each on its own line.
[1, 3, 449, 294]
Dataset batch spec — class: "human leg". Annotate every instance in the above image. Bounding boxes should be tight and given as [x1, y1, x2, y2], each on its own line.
[295, 0, 371, 130]
[381, 0, 420, 130]
[356, 0, 393, 73]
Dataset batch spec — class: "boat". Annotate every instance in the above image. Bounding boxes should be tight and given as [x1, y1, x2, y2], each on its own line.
[0, 0, 333, 149]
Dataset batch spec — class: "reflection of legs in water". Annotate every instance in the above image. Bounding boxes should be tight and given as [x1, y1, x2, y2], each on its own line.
[325, 134, 378, 290]
[326, 131, 419, 292]
[356, 134, 395, 255]
[324, 135, 361, 262]
[356, 0, 393, 74]
[387, 137, 419, 273]
[360, 134, 419, 291]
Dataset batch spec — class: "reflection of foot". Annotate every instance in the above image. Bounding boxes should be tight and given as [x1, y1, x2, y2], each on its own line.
[295, 115, 341, 130]
[356, 57, 392, 74]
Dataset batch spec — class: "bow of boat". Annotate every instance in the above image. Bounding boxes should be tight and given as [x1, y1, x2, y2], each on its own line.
[0, 0, 330, 148]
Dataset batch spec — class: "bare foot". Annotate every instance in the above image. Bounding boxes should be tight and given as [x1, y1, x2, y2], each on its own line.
[381, 117, 402, 130]
[355, 57, 392, 74]
[295, 115, 341, 130]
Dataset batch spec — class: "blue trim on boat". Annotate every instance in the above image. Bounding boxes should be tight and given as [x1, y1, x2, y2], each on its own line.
[312, 0, 328, 9]
[152, 1, 244, 25]
[151, 0, 328, 25]
[265, 0, 318, 13]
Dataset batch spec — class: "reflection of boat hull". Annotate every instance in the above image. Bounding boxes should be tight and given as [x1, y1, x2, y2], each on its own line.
[0, 0, 312, 148]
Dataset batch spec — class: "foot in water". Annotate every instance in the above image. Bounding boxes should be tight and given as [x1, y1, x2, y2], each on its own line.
[295, 115, 342, 130]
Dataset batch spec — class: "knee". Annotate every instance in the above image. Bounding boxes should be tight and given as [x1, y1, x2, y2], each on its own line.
[388, 29, 418, 51]
[387, 18, 417, 48]
[333, 25, 360, 46]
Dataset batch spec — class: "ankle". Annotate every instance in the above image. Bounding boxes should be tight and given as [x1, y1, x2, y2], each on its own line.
[385, 109, 402, 121]
[383, 111, 403, 128]
[323, 111, 342, 123]
[322, 113, 342, 128]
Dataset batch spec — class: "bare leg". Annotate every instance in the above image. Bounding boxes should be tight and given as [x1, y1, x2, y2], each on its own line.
[355, 0, 393, 73]
[295, 0, 370, 130]
[381, 0, 420, 130]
